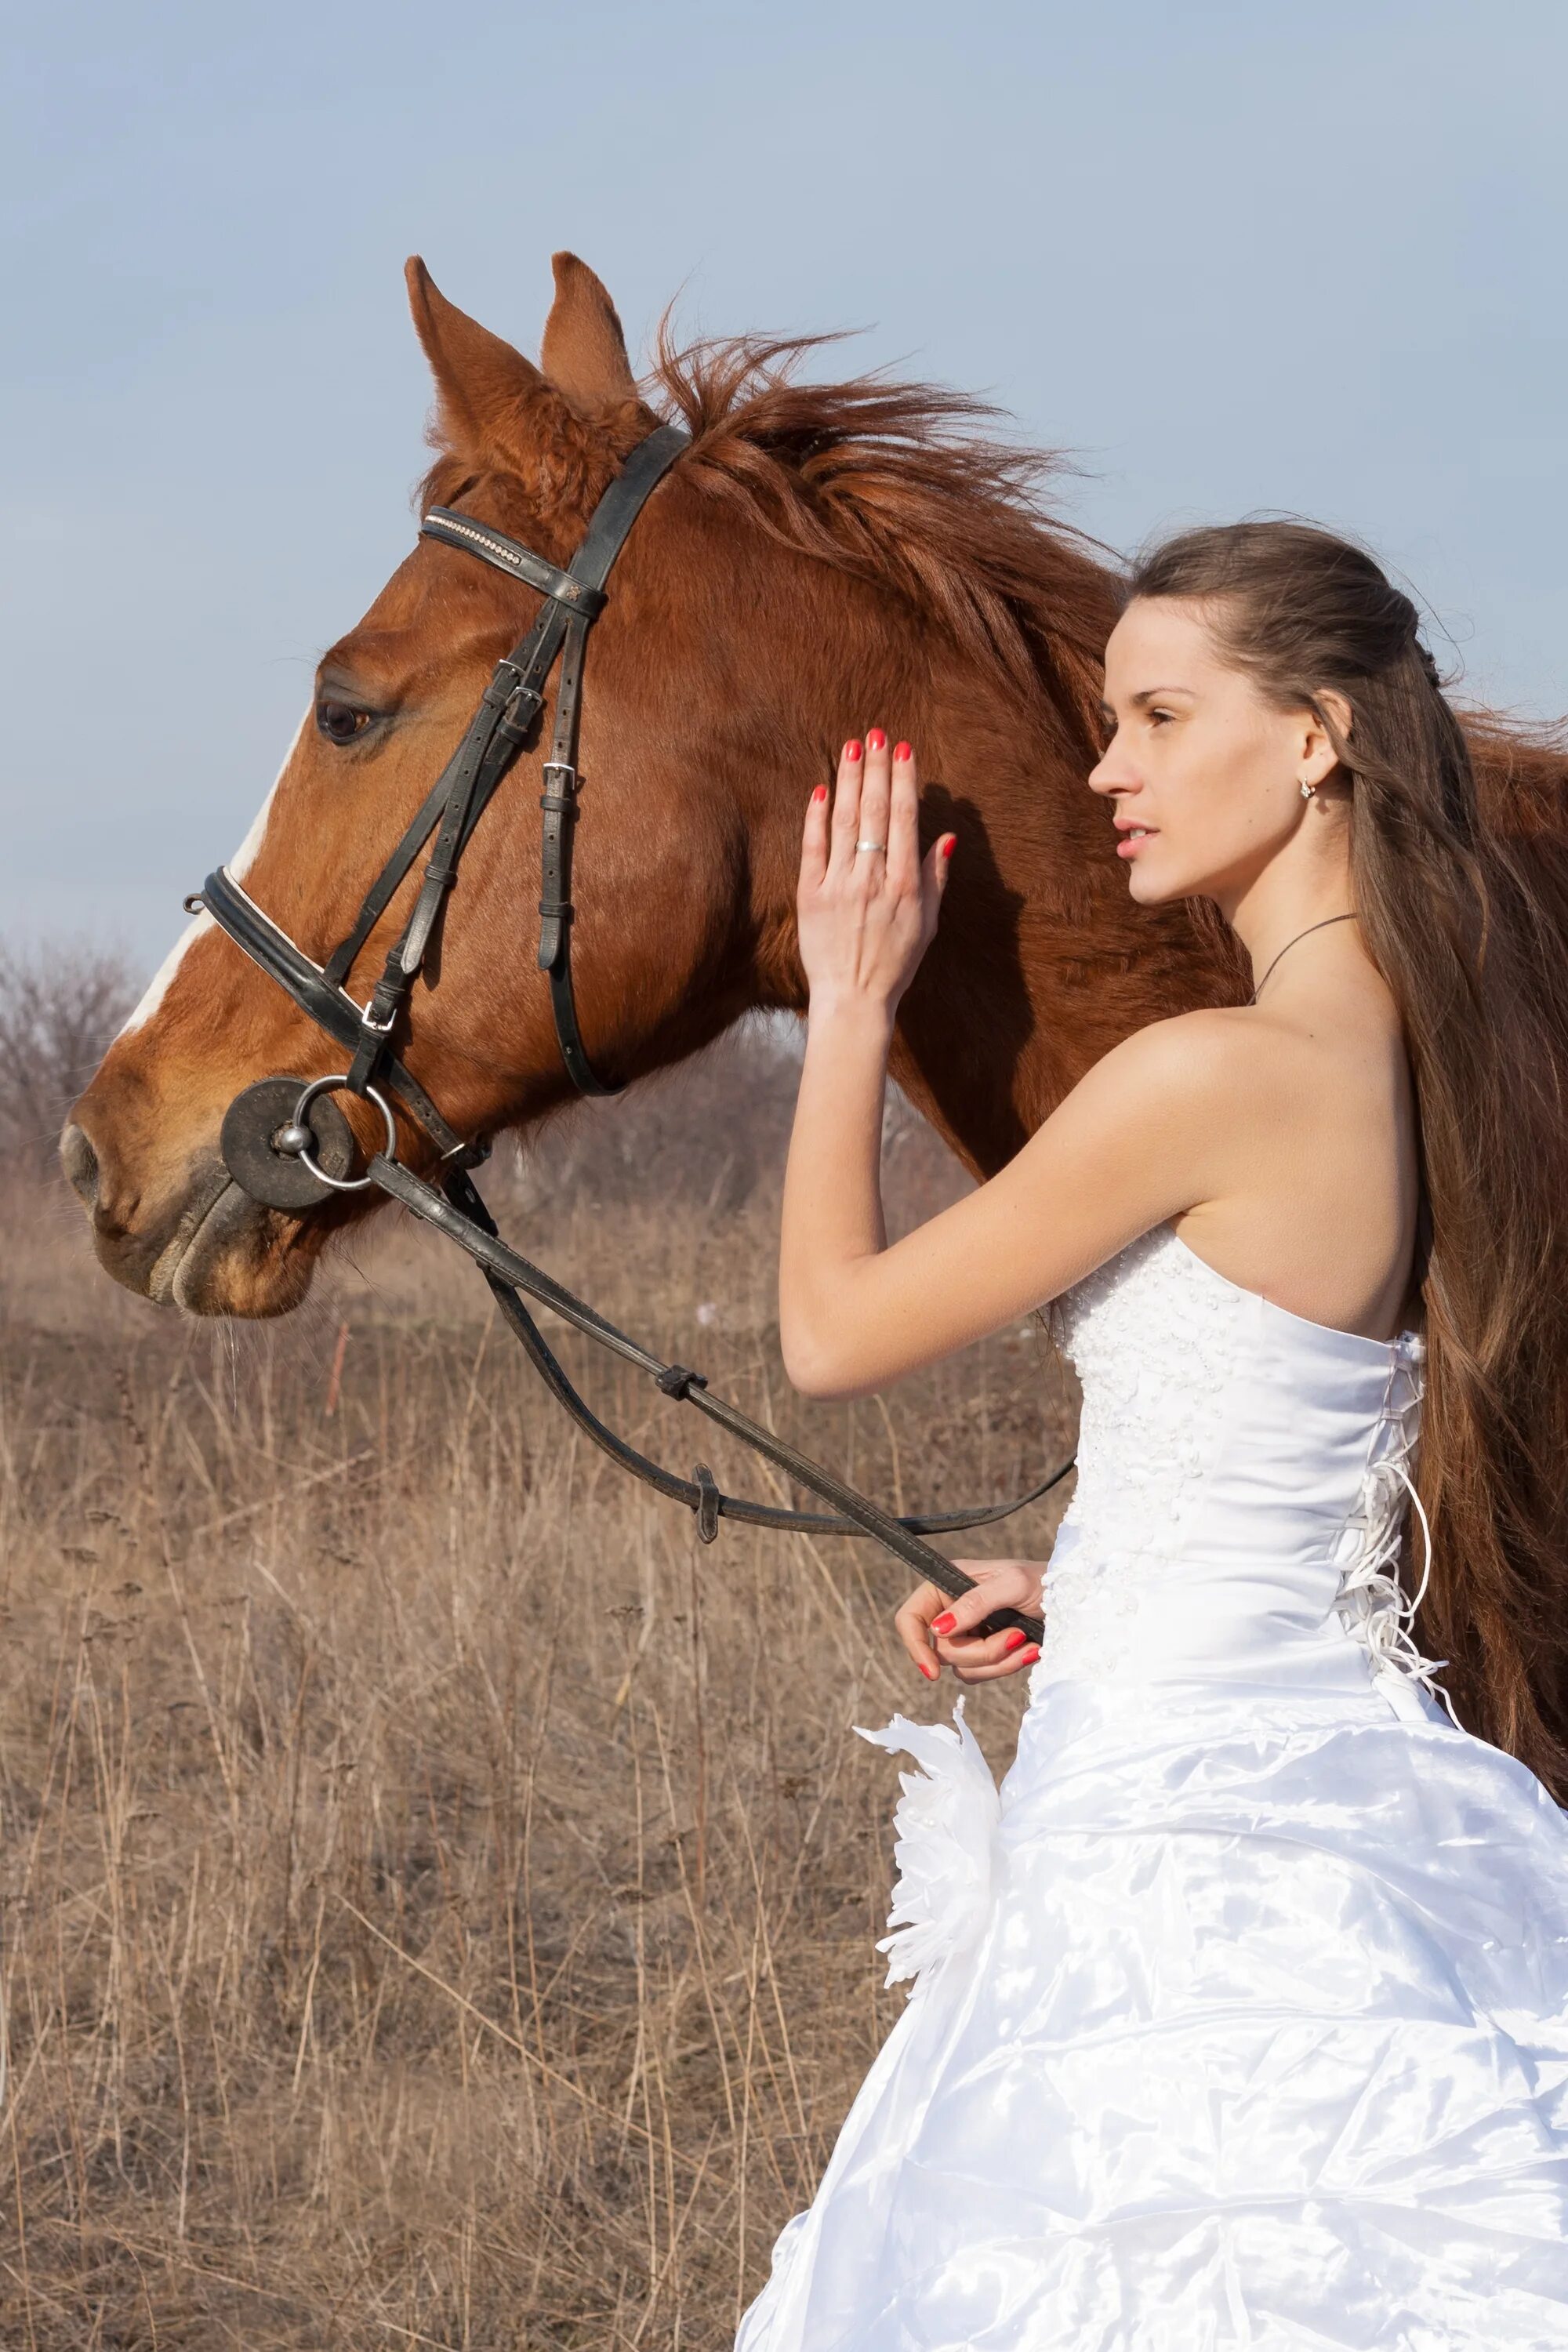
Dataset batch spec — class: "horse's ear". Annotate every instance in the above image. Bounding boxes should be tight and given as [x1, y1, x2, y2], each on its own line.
[539, 251, 638, 419]
[405, 256, 567, 467]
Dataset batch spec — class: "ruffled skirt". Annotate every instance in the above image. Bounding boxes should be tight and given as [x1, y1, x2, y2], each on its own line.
[735, 1675, 1568, 2351]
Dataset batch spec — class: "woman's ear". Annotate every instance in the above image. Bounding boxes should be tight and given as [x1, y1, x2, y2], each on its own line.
[1316, 689, 1353, 742]
[1301, 690, 1352, 786]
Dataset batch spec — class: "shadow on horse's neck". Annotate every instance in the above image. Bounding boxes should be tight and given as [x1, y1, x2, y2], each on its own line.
[775, 697, 1233, 1188]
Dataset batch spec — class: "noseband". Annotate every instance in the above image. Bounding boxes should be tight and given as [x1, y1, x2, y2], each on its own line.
[189, 420, 1067, 1640]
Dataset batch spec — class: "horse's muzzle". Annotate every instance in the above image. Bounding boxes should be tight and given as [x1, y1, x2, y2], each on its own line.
[60, 1110, 318, 1318]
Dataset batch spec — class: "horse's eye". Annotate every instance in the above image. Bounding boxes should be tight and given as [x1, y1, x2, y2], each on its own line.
[317, 699, 372, 746]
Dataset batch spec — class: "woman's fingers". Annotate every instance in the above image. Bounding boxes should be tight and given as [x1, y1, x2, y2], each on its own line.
[923, 1560, 1044, 1679]
[895, 1563, 1047, 1687]
[799, 780, 830, 891]
[823, 731, 931, 901]
[927, 1578, 1025, 1642]
[855, 729, 894, 889]
[922, 826, 956, 932]
[894, 1581, 947, 1680]
[827, 737, 865, 873]
[949, 1636, 1042, 1683]
[931, 1628, 1044, 1684]
[885, 741, 921, 895]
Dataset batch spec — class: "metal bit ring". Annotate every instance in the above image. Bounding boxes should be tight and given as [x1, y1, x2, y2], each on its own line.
[285, 1076, 398, 1192]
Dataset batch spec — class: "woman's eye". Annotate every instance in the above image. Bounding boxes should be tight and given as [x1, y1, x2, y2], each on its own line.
[317, 699, 372, 746]
[1148, 708, 1174, 728]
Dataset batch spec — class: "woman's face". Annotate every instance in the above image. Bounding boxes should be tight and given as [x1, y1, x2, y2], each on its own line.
[1089, 597, 1329, 909]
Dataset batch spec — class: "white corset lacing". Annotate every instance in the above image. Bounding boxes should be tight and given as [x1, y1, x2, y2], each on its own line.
[1333, 1329, 1462, 1727]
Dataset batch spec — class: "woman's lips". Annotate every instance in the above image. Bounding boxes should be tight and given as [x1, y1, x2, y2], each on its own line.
[1116, 828, 1156, 859]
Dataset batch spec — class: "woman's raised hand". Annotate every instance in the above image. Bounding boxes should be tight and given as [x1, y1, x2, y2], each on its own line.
[797, 733, 954, 1014]
[895, 1559, 1045, 1684]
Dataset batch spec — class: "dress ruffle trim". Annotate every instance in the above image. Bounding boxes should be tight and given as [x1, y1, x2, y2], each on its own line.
[855, 1700, 1001, 1991]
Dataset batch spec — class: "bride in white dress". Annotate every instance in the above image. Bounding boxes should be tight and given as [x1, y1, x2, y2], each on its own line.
[737, 522, 1568, 2350]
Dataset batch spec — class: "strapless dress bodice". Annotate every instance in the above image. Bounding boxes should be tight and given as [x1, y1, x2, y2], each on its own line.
[1040, 1221, 1441, 1717]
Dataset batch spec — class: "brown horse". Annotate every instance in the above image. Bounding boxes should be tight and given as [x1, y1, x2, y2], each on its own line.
[62, 253, 1563, 1318]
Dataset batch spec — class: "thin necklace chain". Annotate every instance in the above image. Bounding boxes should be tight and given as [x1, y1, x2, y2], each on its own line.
[1248, 911, 1359, 1005]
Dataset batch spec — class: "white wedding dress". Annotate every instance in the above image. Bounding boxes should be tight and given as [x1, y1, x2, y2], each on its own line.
[736, 1221, 1568, 2351]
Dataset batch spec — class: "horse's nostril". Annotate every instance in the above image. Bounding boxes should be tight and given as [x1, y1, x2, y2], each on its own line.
[60, 1123, 100, 1209]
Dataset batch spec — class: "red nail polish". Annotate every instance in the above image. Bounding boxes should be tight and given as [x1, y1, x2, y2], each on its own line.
[942, 836, 956, 859]
[1004, 1628, 1027, 1653]
[866, 728, 887, 753]
[894, 741, 912, 762]
[931, 1612, 956, 1636]
[811, 784, 828, 802]
[1021, 1643, 1040, 1664]
[918, 1657, 938, 1680]
[845, 739, 862, 763]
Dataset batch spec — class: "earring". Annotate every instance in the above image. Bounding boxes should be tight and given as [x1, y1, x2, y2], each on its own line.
[1299, 779, 1316, 799]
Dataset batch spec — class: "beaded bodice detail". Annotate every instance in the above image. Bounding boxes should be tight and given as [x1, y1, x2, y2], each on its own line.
[1040, 1223, 1443, 1715]
[1047, 1225, 1242, 1563]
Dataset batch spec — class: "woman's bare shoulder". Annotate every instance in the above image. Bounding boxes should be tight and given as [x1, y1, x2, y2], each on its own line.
[1076, 1006, 1271, 1118]
[1076, 1000, 1404, 1201]
[1102, 998, 1400, 1112]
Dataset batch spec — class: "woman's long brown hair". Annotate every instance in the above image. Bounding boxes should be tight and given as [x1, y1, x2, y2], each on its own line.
[1131, 522, 1568, 1791]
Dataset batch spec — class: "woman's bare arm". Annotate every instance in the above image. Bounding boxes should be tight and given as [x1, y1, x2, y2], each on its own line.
[781, 735, 1244, 1403]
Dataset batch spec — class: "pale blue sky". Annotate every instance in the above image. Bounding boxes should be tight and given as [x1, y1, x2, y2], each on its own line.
[5, 0, 1566, 967]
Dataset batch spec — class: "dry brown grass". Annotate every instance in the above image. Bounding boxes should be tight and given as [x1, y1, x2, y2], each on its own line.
[0, 1036, 1076, 2349]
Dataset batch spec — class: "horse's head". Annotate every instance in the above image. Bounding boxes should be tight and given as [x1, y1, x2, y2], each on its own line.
[67, 252, 1174, 1320]
[64, 255, 844, 1316]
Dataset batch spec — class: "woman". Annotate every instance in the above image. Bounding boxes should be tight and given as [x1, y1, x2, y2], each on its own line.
[738, 523, 1568, 2350]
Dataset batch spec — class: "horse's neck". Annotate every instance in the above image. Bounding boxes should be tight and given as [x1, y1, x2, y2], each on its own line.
[757, 697, 1229, 1184]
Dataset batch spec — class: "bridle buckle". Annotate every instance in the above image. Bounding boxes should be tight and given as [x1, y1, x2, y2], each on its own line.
[500, 680, 543, 737]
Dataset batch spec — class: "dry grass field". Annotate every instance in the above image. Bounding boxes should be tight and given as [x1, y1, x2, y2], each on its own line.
[0, 1027, 1078, 2350]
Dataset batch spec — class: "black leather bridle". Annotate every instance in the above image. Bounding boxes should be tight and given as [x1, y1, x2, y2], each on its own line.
[200, 419, 691, 1159]
[189, 421, 1068, 1641]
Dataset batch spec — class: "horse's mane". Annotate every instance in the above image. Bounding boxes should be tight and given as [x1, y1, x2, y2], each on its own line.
[648, 328, 1123, 745]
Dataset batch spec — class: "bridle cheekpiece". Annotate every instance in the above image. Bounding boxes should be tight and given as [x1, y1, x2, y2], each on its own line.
[198, 419, 690, 1178]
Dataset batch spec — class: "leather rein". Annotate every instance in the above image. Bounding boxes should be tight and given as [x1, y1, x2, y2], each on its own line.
[191, 420, 1069, 1642]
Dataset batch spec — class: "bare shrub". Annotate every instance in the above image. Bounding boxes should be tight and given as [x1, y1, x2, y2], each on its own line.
[498, 1015, 959, 1225]
[0, 939, 137, 1168]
